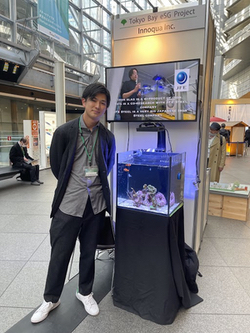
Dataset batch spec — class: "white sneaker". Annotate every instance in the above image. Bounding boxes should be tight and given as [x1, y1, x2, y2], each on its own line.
[76, 291, 99, 316]
[31, 300, 60, 323]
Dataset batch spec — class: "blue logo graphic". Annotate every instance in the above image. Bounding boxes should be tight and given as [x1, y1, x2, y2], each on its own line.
[176, 71, 188, 85]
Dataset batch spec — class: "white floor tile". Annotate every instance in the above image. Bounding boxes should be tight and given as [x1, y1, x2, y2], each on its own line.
[0, 261, 49, 308]
[0, 261, 26, 296]
[0, 233, 47, 261]
[0, 307, 31, 333]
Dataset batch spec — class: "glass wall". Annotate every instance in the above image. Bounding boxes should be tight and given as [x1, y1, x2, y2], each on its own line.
[0, 95, 79, 166]
[0, 0, 10, 18]
[0, 1, 196, 85]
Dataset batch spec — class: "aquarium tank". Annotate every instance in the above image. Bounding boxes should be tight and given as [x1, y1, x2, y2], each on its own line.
[117, 150, 186, 216]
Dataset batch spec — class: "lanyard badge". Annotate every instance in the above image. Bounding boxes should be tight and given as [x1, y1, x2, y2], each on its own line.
[79, 118, 99, 182]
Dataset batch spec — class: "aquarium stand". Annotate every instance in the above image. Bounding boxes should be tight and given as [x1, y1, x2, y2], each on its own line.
[113, 207, 202, 325]
[136, 122, 166, 151]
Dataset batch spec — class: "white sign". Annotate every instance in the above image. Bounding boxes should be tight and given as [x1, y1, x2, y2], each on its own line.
[174, 69, 190, 92]
[113, 5, 206, 40]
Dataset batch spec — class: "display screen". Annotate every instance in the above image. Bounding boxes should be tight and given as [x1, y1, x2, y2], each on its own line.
[105, 59, 200, 122]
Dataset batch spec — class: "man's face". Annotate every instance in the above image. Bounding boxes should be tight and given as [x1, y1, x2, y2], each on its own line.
[130, 70, 138, 81]
[82, 93, 107, 122]
[209, 128, 219, 138]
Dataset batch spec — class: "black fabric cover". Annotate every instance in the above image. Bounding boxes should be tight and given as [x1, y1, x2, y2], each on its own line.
[184, 243, 199, 294]
[98, 216, 115, 249]
[113, 206, 203, 325]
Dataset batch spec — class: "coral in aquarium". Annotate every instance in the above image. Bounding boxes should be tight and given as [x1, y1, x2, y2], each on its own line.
[127, 184, 171, 210]
[169, 191, 175, 207]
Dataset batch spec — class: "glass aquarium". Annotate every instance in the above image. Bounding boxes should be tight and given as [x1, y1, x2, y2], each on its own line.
[117, 150, 186, 216]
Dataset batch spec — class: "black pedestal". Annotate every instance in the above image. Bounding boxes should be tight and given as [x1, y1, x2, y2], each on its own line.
[113, 206, 202, 325]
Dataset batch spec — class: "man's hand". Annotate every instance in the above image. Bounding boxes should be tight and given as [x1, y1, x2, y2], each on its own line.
[218, 167, 224, 172]
[134, 83, 141, 92]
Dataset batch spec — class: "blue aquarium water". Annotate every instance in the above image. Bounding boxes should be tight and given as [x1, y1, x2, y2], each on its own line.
[117, 150, 185, 216]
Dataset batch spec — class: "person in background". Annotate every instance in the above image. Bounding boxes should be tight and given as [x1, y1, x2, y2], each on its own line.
[244, 127, 250, 147]
[208, 122, 226, 183]
[219, 123, 230, 143]
[31, 82, 116, 324]
[9, 137, 43, 186]
[121, 68, 141, 103]
[119, 68, 141, 120]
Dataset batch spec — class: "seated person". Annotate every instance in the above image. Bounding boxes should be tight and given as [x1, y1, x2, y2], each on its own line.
[9, 137, 43, 186]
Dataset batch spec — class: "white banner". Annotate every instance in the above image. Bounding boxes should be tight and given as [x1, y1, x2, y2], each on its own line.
[113, 5, 206, 40]
[215, 104, 250, 126]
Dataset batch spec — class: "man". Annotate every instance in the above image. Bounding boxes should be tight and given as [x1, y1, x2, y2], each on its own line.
[31, 82, 116, 323]
[9, 137, 42, 185]
[219, 123, 230, 143]
[244, 128, 250, 147]
[120, 68, 141, 120]
[208, 122, 226, 182]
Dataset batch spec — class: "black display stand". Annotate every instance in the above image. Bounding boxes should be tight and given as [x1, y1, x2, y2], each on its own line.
[113, 206, 202, 325]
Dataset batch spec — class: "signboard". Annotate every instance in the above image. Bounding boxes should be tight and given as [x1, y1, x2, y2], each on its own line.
[31, 120, 39, 136]
[113, 5, 206, 40]
[38, 0, 69, 46]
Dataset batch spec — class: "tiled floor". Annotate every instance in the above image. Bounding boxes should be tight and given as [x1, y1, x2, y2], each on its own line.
[1, 152, 250, 333]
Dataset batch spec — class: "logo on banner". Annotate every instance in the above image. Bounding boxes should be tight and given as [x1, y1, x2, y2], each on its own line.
[174, 69, 190, 92]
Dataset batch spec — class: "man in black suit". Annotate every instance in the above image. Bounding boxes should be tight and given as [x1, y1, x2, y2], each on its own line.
[9, 137, 43, 185]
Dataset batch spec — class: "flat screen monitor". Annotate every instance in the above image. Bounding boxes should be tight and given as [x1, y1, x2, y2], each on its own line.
[105, 59, 200, 122]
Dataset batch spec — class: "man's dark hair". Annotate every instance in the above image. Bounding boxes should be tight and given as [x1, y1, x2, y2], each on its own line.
[221, 123, 226, 128]
[82, 82, 110, 108]
[20, 137, 27, 144]
[210, 122, 221, 131]
[128, 68, 138, 79]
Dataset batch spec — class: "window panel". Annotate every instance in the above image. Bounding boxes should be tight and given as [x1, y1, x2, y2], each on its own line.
[89, 29, 100, 41]
[0, 0, 10, 17]
[54, 44, 66, 61]
[83, 59, 98, 75]
[103, 49, 111, 67]
[103, 30, 111, 46]
[0, 19, 12, 41]
[36, 35, 53, 57]
[17, 26, 33, 47]
[69, 28, 80, 53]
[69, 6, 80, 29]
[16, 0, 37, 29]
[102, 11, 111, 30]
[66, 52, 80, 68]
[69, 0, 81, 7]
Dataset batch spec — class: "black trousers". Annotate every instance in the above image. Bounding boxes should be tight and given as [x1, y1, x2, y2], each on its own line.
[13, 163, 39, 182]
[44, 198, 105, 303]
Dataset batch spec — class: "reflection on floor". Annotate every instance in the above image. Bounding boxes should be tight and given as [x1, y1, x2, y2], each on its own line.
[1, 152, 250, 333]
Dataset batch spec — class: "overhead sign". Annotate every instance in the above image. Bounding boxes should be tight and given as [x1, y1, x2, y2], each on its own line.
[113, 5, 206, 40]
[38, 0, 69, 46]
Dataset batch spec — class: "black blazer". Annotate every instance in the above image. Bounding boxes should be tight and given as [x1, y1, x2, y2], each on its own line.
[9, 142, 33, 167]
[49, 117, 116, 217]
